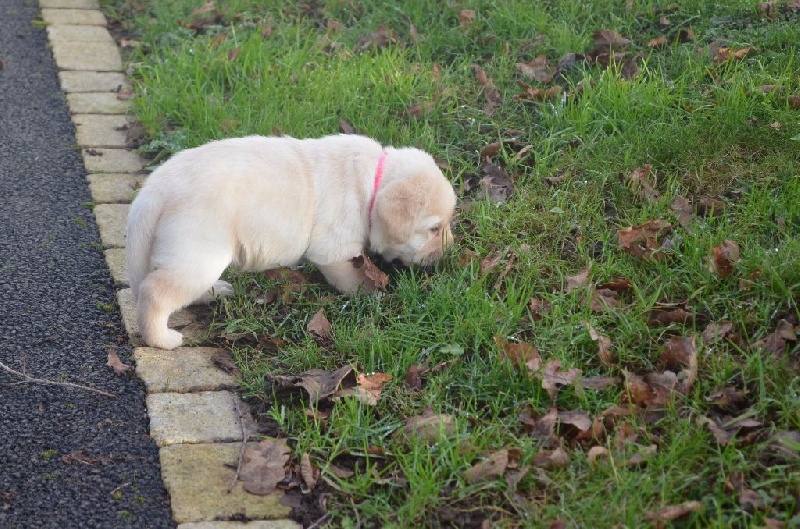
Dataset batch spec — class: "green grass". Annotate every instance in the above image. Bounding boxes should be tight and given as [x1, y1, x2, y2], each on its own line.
[105, 0, 799, 526]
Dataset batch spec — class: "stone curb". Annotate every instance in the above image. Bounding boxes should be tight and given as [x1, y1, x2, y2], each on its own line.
[39, 2, 300, 527]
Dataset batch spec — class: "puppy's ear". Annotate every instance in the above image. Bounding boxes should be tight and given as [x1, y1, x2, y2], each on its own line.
[375, 180, 425, 244]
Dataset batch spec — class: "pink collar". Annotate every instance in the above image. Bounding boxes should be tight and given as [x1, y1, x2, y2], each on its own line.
[368, 150, 387, 220]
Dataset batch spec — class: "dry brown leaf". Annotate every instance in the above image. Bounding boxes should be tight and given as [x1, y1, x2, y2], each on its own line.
[587, 446, 610, 466]
[532, 446, 570, 469]
[590, 288, 621, 312]
[528, 297, 550, 320]
[516, 82, 564, 102]
[106, 348, 133, 376]
[659, 335, 698, 393]
[583, 320, 614, 365]
[477, 160, 514, 203]
[671, 195, 694, 230]
[306, 309, 331, 340]
[710, 240, 740, 279]
[459, 9, 476, 28]
[789, 94, 800, 109]
[300, 453, 319, 492]
[464, 449, 509, 484]
[405, 364, 424, 390]
[557, 410, 592, 433]
[335, 372, 392, 406]
[471, 64, 502, 116]
[618, 220, 673, 260]
[752, 319, 797, 355]
[239, 439, 292, 495]
[579, 376, 621, 390]
[515, 55, 555, 83]
[645, 501, 703, 522]
[395, 409, 456, 444]
[713, 46, 752, 66]
[270, 365, 354, 403]
[541, 359, 581, 398]
[647, 36, 668, 48]
[648, 305, 696, 327]
[480, 248, 504, 276]
[627, 164, 660, 202]
[351, 253, 389, 292]
[494, 336, 542, 373]
[592, 30, 631, 50]
[518, 406, 558, 441]
[702, 321, 735, 343]
[565, 263, 592, 293]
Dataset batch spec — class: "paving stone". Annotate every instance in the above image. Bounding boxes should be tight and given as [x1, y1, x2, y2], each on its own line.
[68, 92, 131, 114]
[93, 203, 129, 248]
[160, 443, 292, 524]
[88, 172, 142, 203]
[41, 8, 107, 26]
[51, 40, 122, 71]
[39, 0, 100, 8]
[47, 24, 113, 43]
[73, 114, 130, 147]
[82, 148, 145, 173]
[104, 248, 127, 286]
[134, 347, 237, 394]
[178, 521, 301, 529]
[147, 391, 243, 446]
[59, 71, 128, 93]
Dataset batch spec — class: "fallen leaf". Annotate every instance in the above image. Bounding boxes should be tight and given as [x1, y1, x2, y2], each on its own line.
[557, 409, 592, 433]
[706, 386, 748, 411]
[645, 501, 703, 522]
[227, 47, 241, 62]
[583, 321, 614, 365]
[701, 321, 735, 343]
[395, 409, 456, 444]
[532, 446, 570, 469]
[647, 36, 667, 48]
[300, 453, 319, 492]
[710, 240, 740, 279]
[239, 439, 292, 495]
[590, 288, 621, 312]
[659, 335, 698, 393]
[618, 220, 673, 260]
[476, 160, 514, 203]
[579, 376, 621, 390]
[464, 449, 509, 484]
[789, 94, 800, 109]
[106, 348, 132, 376]
[648, 306, 696, 327]
[335, 372, 392, 405]
[357, 25, 397, 51]
[587, 446, 610, 466]
[713, 46, 752, 66]
[518, 406, 557, 441]
[351, 253, 389, 291]
[752, 319, 797, 355]
[480, 248, 505, 276]
[565, 263, 592, 293]
[270, 365, 354, 403]
[339, 119, 357, 134]
[627, 164, 660, 202]
[592, 30, 631, 50]
[515, 55, 555, 83]
[541, 359, 581, 398]
[306, 309, 332, 340]
[405, 364, 424, 390]
[471, 64, 502, 116]
[671, 195, 694, 230]
[459, 9, 476, 28]
[516, 82, 564, 102]
[528, 297, 550, 320]
[494, 336, 542, 373]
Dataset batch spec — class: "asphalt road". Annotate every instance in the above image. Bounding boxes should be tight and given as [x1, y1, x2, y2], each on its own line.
[0, 1, 174, 527]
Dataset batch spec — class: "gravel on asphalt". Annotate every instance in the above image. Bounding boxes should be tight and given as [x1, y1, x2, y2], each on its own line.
[0, 1, 174, 527]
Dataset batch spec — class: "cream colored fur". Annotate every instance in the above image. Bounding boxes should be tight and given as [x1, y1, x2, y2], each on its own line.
[126, 134, 456, 350]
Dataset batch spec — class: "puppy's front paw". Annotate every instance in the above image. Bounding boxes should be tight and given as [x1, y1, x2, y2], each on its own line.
[147, 329, 183, 350]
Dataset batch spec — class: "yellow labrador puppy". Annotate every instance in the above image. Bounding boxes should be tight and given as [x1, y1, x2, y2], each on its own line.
[126, 134, 456, 350]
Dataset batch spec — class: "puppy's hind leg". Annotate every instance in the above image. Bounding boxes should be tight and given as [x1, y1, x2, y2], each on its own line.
[137, 262, 227, 350]
[190, 280, 235, 305]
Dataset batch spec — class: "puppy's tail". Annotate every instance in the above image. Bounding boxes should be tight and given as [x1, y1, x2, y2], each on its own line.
[125, 190, 161, 300]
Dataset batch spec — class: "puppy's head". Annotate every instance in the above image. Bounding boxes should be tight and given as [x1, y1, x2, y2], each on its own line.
[370, 148, 457, 266]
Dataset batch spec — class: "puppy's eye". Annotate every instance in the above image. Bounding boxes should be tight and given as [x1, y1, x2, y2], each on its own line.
[430, 225, 441, 235]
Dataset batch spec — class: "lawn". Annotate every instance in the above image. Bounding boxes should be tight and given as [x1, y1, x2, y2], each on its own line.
[104, 0, 799, 526]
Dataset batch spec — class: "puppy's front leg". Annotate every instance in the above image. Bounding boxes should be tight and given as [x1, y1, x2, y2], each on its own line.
[317, 260, 376, 295]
